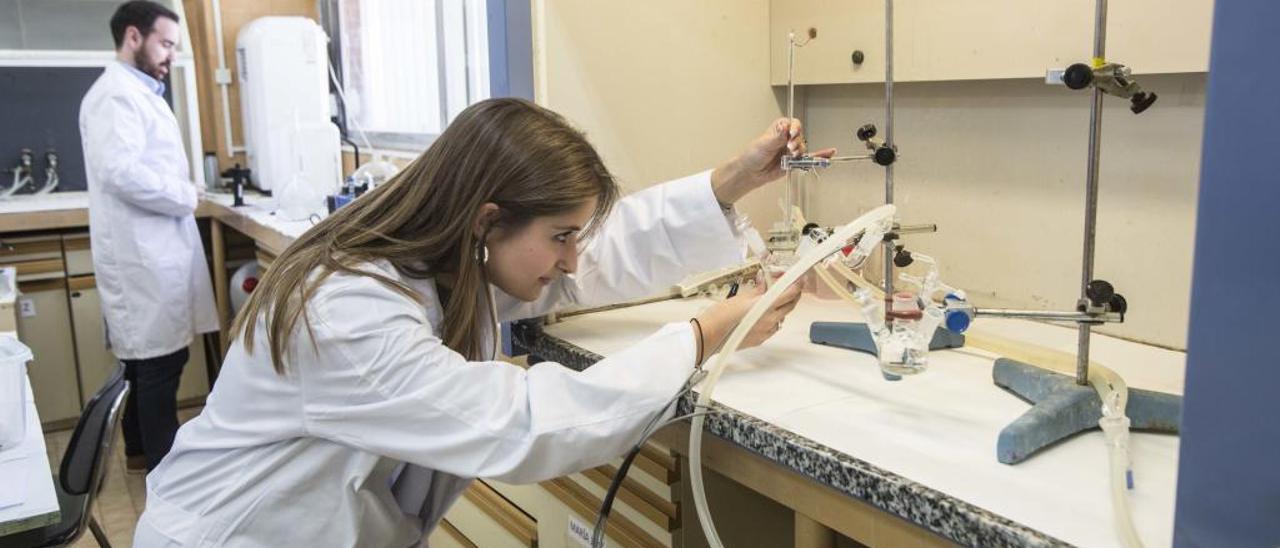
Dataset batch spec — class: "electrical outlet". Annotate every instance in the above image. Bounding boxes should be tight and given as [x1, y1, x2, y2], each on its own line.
[1045, 68, 1066, 85]
[18, 298, 35, 318]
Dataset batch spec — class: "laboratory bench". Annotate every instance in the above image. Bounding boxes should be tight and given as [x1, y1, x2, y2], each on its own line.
[0, 190, 1185, 547]
[0, 192, 221, 431]
[518, 296, 1185, 548]
[197, 190, 1186, 546]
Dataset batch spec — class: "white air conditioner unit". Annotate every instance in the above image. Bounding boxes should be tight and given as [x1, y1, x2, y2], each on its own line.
[236, 16, 341, 204]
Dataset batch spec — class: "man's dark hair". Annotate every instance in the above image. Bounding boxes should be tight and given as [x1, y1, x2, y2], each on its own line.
[110, 1, 180, 48]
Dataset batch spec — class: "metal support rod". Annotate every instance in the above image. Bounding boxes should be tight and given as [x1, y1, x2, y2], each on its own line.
[882, 0, 897, 316]
[1076, 0, 1107, 385]
[786, 32, 800, 235]
[893, 223, 937, 235]
[975, 308, 1123, 324]
[828, 154, 875, 163]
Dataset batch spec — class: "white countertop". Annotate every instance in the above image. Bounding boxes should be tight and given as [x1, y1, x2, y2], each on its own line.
[0, 191, 89, 215]
[542, 296, 1184, 547]
[0, 189, 319, 245]
[200, 191, 316, 241]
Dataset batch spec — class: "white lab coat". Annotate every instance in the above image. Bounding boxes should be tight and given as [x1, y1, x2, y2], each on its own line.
[133, 171, 747, 547]
[79, 63, 218, 360]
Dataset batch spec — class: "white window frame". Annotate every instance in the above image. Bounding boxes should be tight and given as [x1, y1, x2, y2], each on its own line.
[323, 0, 489, 153]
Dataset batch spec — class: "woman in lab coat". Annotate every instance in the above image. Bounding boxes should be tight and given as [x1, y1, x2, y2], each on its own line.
[134, 98, 821, 547]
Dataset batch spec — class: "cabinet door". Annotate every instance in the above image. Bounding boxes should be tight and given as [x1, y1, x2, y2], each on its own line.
[17, 279, 81, 425]
[177, 334, 210, 403]
[67, 276, 210, 404]
[444, 481, 538, 548]
[68, 278, 117, 404]
[426, 519, 477, 548]
[61, 232, 94, 277]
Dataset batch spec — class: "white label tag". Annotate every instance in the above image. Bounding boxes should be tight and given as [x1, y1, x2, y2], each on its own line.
[18, 298, 35, 318]
[566, 514, 601, 547]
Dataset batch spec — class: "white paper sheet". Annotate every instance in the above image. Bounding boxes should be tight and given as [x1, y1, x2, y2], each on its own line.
[0, 453, 29, 509]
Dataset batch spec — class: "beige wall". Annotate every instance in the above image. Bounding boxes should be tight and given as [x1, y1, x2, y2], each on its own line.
[799, 74, 1205, 349]
[526, 2, 1203, 349]
[532, 0, 786, 227]
[532, 1, 1203, 349]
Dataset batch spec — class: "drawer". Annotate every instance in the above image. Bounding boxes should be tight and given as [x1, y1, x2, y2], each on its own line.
[426, 519, 477, 548]
[0, 235, 62, 264]
[9, 258, 66, 282]
[62, 232, 93, 276]
[446, 480, 537, 548]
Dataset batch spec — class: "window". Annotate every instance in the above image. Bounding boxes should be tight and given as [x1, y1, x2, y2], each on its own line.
[324, 0, 489, 151]
[0, 0, 185, 51]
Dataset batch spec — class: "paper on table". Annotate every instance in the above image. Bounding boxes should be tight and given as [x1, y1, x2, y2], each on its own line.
[0, 452, 29, 509]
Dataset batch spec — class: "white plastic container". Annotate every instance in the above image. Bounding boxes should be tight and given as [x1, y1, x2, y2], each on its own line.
[237, 17, 342, 194]
[0, 335, 34, 450]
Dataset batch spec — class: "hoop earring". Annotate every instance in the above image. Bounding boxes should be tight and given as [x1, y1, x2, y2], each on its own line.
[476, 242, 489, 264]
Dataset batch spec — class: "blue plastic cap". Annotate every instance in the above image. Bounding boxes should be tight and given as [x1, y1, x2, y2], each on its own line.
[945, 309, 972, 333]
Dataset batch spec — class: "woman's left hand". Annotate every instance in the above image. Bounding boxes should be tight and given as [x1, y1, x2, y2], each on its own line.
[709, 118, 837, 206]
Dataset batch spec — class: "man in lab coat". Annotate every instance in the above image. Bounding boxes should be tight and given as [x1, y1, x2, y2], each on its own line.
[79, 0, 217, 473]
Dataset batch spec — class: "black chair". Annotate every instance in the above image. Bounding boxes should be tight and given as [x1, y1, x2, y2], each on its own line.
[3, 364, 129, 547]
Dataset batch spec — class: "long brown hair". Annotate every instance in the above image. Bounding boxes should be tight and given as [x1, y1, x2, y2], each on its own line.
[231, 98, 619, 373]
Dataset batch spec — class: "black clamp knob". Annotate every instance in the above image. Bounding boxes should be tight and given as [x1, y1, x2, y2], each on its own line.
[1108, 293, 1128, 315]
[801, 222, 820, 236]
[893, 245, 914, 267]
[873, 146, 897, 166]
[1063, 63, 1094, 90]
[856, 124, 877, 142]
[1129, 91, 1158, 114]
[1085, 279, 1115, 308]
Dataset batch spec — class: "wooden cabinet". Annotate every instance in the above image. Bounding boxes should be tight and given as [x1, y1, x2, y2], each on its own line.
[480, 443, 681, 548]
[429, 440, 681, 548]
[3, 235, 79, 427]
[176, 332, 210, 404]
[770, 0, 1213, 85]
[61, 232, 93, 276]
[16, 278, 81, 426]
[1, 231, 214, 429]
[426, 519, 478, 548]
[67, 278, 209, 408]
[67, 276, 114, 405]
[443, 481, 538, 548]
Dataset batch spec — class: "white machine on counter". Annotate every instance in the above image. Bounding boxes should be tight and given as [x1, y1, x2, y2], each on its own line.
[237, 17, 341, 220]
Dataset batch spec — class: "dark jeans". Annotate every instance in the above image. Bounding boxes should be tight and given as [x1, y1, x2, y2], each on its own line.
[121, 347, 189, 471]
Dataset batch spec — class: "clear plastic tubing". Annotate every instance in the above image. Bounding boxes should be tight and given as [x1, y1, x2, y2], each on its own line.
[689, 205, 896, 548]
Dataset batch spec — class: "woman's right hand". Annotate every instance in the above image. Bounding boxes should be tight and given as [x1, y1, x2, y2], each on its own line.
[691, 282, 804, 364]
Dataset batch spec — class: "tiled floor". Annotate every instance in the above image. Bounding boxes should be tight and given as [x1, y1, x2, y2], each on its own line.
[41, 406, 203, 548]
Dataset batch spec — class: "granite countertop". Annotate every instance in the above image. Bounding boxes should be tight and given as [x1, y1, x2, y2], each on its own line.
[516, 320, 1061, 547]
[513, 296, 1185, 548]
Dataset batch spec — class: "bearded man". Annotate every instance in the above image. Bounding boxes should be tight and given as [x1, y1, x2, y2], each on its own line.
[79, 0, 218, 473]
